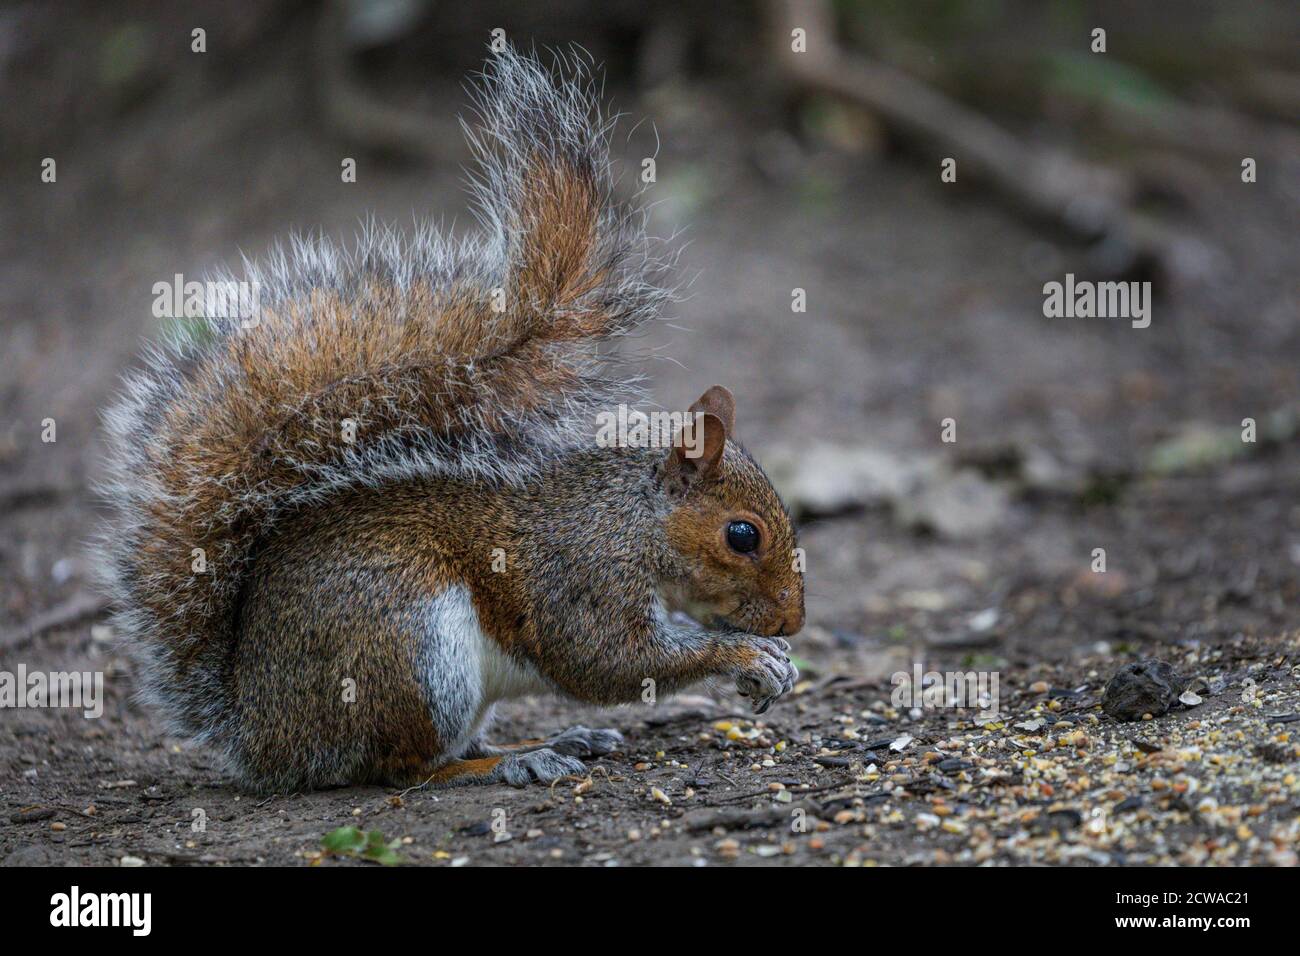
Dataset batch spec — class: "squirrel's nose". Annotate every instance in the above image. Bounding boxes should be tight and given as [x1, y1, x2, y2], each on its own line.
[772, 589, 804, 637]
[774, 604, 804, 637]
[784, 606, 805, 636]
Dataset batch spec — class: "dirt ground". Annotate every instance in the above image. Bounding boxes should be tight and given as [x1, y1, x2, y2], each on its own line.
[2, 4, 1299, 866]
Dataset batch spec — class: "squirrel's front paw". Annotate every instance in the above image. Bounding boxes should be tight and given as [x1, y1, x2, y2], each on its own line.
[733, 637, 798, 714]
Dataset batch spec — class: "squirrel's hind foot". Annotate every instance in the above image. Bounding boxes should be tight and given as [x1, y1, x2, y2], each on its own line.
[498, 748, 588, 787]
[463, 725, 624, 760]
[386, 748, 588, 789]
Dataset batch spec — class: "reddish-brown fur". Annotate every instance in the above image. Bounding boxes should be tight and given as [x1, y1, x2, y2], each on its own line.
[101, 48, 802, 792]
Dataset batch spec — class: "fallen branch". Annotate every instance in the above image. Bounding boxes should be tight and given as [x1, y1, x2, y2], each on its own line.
[0, 478, 80, 512]
[705, 775, 854, 806]
[314, 0, 466, 163]
[1, 592, 110, 651]
[682, 797, 825, 831]
[764, 0, 1211, 282]
[1233, 69, 1300, 123]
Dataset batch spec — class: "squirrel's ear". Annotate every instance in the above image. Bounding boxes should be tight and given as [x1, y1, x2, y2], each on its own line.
[662, 411, 726, 491]
[689, 385, 735, 438]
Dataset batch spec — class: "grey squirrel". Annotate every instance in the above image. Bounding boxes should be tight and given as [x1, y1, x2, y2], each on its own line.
[98, 47, 805, 792]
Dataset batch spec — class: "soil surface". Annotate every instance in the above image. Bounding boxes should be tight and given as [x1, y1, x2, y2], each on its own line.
[3, 5, 1299, 866]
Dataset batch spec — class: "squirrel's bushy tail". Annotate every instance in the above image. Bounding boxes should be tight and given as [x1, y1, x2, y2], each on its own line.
[98, 46, 673, 748]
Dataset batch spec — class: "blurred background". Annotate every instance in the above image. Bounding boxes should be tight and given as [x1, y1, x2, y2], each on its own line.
[2, 0, 1299, 671]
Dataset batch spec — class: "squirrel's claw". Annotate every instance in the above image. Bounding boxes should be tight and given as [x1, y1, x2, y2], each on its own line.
[734, 636, 799, 714]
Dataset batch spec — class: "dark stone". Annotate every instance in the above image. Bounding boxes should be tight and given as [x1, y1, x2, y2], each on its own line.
[1254, 743, 1296, 764]
[813, 756, 852, 768]
[8, 807, 55, 824]
[2, 845, 55, 865]
[1050, 809, 1083, 828]
[1033, 808, 1083, 832]
[1102, 660, 1181, 721]
[1048, 686, 1085, 699]
[937, 758, 973, 773]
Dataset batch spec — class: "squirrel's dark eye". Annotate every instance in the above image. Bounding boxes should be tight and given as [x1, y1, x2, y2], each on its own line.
[726, 520, 760, 554]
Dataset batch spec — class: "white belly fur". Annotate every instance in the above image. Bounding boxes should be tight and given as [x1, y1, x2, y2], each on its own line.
[421, 585, 551, 751]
